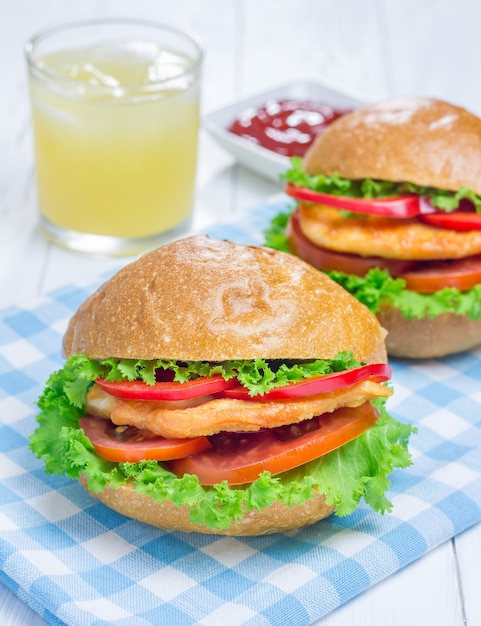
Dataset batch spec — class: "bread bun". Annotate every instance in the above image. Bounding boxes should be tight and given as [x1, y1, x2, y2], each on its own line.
[298, 98, 481, 358]
[80, 477, 335, 535]
[304, 97, 481, 195]
[63, 235, 387, 364]
[377, 305, 481, 358]
[66, 236, 390, 533]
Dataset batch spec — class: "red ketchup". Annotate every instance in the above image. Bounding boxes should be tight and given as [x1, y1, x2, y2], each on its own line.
[228, 99, 351, 157]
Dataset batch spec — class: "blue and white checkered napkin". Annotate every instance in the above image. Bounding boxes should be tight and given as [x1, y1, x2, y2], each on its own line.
[0, 198, 481, 626]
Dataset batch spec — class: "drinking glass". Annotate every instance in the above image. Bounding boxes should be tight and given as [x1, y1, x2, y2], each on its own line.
[25, 18, 203, 256]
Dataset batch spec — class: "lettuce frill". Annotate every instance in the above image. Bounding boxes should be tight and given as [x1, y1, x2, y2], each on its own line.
[30, 357, 415, 530]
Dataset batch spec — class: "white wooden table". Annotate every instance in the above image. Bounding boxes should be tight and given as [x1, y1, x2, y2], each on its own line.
[1, 1, 481, 624]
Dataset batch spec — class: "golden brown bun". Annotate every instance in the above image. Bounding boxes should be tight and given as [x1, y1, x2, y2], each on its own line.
[300, 97, 481, 358]
[80, 477, 335, 535]
[63, 235, 387, 364]
[377, 305, 481, 358]
[304, 97, 481, 194]
[69, 236, 387, 534]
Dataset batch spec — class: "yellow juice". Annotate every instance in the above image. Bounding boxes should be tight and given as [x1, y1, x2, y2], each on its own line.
[29, 43, 200, 238]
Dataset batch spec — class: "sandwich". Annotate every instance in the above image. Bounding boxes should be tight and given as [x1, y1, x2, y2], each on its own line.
[266, 97, 481, 358]
[30, 235, 414, 535]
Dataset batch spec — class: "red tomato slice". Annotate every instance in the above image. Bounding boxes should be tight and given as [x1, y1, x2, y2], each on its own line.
[287, 209, 418, 277]
[400, 256, 481, 293]
[79, 415, 211, 463]
[419, 211, 481, 231]
[217, 363, 391, 401]
[96, 375, 236, 401]
[168, 402, 379, 485]
[285, 183, 423, 218]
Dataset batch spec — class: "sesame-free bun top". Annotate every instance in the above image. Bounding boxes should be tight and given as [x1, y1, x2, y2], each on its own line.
[303, 97, 481, 194]
[63, 235, 387, 364]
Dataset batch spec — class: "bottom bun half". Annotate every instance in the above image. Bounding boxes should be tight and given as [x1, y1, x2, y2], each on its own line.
[80, 477, 335, 535]
[377, 305, 481, 358]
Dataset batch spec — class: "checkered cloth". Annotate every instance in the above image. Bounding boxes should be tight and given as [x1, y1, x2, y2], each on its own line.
[0, 197, 480, 626]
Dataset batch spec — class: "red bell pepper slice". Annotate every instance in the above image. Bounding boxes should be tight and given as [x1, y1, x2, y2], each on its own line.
[216, 363, 391, 401]
[284, 183, 425, 218]
[96, 375, 237, 401]
[419, 211, 481, 231]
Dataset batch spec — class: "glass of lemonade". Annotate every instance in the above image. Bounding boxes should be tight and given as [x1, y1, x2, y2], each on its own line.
[25, 19, 203, 256]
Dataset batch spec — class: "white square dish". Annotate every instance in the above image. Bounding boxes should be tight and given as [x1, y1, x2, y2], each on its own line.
[203, 80, 366, 182]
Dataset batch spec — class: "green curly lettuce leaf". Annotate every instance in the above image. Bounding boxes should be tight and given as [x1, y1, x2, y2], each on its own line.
[282, 156, 481, 212]
[263, 211, 481, 321]
[331, 269, 481, 320]
[30, 359, 415, 531]
[53, 352, 365, 405]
